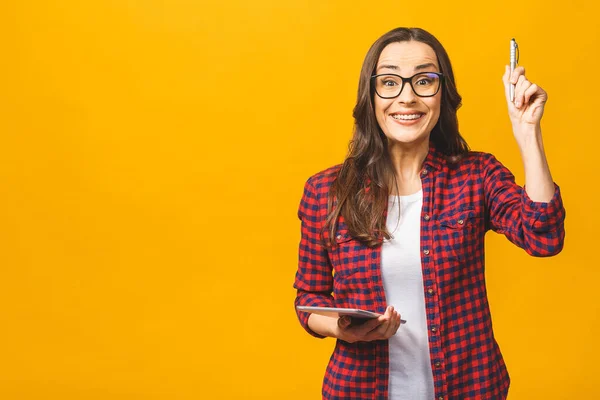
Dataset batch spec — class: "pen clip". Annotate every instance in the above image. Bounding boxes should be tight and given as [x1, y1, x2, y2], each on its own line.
[515, 40, 519, 65]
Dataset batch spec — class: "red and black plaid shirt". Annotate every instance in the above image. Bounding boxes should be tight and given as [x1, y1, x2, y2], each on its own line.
[294, 143, 565, 400]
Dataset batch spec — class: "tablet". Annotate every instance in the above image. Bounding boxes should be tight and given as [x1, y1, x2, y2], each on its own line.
[296, 306, 381, 319]
[296, 306, 407, 324]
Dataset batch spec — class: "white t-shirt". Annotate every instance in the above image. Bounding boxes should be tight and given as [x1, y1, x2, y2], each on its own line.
[381, 190, 435, 400]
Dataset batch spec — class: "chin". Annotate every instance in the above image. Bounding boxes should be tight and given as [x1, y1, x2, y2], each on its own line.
[385, 129, 429, 145]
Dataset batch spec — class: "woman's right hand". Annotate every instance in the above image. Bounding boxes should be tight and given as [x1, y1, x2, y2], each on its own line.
[335, 306, 402, 343]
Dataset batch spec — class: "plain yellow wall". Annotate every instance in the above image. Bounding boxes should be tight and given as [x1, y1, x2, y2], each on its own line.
[1, 0, 598, 398]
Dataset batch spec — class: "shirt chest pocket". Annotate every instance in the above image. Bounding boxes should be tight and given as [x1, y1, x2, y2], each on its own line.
[330, 230, 367, 278]
[436, 209, 480, 262]
[329, 229, 373, 304]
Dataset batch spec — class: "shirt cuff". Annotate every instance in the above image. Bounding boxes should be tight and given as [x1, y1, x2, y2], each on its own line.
[295, 292, 335, 339]
[521, 183, 565, 232]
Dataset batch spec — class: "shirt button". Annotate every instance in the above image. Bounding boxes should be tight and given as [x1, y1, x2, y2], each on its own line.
[423, 249, 430, 255]
[424, 214, 430, 221]
[439, 397, 444, 400]
[336, 234, 342, 240]
[421, 169, 428, 176]
[427, 288, 434, 295]
[457, 219, 464, 225]
[435, 361, 441, 367]
[431, 326, 437, 332]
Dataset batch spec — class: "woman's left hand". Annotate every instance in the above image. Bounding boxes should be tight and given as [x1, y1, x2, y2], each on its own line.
[503, 65, 547, 137]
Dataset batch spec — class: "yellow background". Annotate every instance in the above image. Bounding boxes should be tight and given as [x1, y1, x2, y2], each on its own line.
[1, 0, 598, 399]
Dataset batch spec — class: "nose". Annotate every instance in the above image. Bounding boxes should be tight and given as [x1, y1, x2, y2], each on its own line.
[397, 81, 417, 104]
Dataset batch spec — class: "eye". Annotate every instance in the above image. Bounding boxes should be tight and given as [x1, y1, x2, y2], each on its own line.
[382, 79, 398, 87]
[414, 73, 440, 87]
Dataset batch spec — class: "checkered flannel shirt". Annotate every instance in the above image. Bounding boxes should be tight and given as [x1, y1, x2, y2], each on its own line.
[294, 143, 565, 400]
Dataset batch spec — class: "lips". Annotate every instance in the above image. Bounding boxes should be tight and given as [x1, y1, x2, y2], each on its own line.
[391, 113, 423, 121]
[389, 112, 425, 126]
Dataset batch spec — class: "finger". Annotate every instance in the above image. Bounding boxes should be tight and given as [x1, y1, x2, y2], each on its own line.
[391, 311, 402, 334]
[503, 65, 511, 100]
[365, 307, 393, 335]
[376, 309, 401, 339]
[523, 83, 539, 105]
[510, 66, 526, 84]
[382, 313, 400, 338]
[366, 318, 392, 340]
[515, 75, 529, 94]
[514, 75, 530, 108]
[504, 65, 522, 105]
[377, 306, 392, 323]
[376, 318, 392, 333]
[338, 315, 352, 329]
[355, 316, 384, 336]
[373, 307, 393, 330]
[515, 74, 528, 88]
[503, 65, 510, 84]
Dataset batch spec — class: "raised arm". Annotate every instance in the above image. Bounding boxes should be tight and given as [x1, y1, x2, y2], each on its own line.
[483, 66, 566, 256]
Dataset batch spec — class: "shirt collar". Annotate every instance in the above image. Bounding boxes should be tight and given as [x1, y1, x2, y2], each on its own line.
[422, 140, 445, 171]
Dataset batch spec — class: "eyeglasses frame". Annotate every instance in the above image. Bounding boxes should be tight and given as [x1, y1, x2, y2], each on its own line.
[370, 72, 444, 99]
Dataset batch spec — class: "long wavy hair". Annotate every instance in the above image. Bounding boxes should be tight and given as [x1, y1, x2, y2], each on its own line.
[325, 27, 470, 248]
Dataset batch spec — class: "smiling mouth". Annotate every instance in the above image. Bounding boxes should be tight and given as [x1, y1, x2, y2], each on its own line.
[391, 113, 424, 121]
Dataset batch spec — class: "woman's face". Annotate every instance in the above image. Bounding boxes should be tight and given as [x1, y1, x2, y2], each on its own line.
[373, 41, 442, 146]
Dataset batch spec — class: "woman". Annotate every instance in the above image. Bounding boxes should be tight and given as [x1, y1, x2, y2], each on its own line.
[293, 27, 565, 399]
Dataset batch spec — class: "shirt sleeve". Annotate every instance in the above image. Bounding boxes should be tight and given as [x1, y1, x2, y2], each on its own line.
[482, 153, 566, 256]
[293, 178, 335, 338]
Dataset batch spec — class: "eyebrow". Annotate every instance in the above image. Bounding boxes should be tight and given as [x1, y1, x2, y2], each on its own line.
[377, 62, 438, 72]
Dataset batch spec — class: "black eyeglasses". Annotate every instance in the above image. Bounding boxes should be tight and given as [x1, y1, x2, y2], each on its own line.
[371, 72, 444, 98]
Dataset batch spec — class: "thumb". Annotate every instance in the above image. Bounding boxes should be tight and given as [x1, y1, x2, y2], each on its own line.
[338, 315, 352, 329]
[502, 65, 512, 103]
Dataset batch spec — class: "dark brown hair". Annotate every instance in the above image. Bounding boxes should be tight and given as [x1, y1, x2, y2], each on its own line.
[325, 27, 470, 248]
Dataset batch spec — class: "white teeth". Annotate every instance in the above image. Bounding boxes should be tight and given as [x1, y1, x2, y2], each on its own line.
[391, 114, 423, 120]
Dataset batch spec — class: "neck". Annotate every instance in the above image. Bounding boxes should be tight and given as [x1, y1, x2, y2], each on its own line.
[387, 138, 429, 196]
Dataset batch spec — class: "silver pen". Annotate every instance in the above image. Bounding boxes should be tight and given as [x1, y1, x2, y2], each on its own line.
[509, 38, 518, 102]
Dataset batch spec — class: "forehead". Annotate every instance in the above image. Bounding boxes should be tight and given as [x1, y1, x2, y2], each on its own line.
[376, 41, 439, 73]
